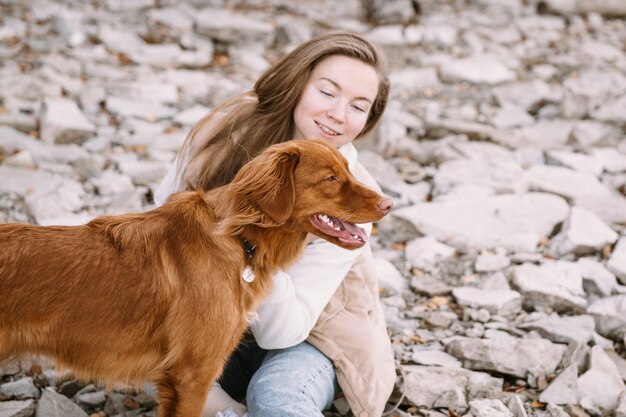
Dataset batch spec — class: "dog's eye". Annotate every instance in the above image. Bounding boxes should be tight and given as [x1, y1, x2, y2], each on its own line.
[324, 175, 337, 182]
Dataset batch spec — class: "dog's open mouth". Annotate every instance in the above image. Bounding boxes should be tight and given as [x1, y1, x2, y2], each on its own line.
[310, 214, 368, 245]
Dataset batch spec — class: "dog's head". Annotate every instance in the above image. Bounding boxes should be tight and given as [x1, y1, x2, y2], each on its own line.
[224, 139, 392, 249]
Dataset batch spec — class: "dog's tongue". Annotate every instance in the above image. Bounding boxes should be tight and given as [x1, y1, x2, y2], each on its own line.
[337, 219, 368, 243]
[311, 214, 369, 245]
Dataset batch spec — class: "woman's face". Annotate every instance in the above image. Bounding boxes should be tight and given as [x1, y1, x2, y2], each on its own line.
[293, 55, 379, 148]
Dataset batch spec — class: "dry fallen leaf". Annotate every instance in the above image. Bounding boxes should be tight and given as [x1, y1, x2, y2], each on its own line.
[531, 401, 547, 409]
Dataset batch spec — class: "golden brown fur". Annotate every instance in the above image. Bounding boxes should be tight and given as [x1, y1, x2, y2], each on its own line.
[0, 139, 391, 417]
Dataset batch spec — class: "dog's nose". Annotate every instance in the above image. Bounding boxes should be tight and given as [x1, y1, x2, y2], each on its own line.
[378, 198, 393, 213]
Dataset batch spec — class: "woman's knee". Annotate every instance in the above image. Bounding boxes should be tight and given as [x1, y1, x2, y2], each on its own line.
[246, 342, 337, 417]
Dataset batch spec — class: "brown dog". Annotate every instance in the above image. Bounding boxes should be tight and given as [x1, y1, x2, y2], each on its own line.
[0, 139, 392, 417]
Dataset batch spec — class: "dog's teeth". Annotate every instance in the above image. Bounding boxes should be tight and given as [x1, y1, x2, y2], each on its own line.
[319, 214, 329, 222]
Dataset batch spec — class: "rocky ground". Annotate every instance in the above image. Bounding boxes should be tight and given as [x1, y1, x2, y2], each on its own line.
[1, 0, 626, 416]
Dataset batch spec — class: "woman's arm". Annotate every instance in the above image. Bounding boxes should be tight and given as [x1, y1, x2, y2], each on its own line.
[249, 222, 372, 350]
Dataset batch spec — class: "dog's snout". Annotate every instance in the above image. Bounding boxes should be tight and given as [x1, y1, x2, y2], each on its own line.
[378, 198, 393, 213]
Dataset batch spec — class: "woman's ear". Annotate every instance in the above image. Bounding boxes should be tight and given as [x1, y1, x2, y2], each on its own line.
[230, 145, 300, 226]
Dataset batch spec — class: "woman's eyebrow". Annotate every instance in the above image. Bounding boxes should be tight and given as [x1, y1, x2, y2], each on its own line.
[319, 77, 373, 103]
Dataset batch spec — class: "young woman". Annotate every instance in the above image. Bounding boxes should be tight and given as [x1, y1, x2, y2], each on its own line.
[155, 32, 396, 417]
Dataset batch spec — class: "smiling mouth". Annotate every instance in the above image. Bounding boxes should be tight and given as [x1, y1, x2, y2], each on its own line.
[310, 214, 368, 246]
[315, 121, 340, 137]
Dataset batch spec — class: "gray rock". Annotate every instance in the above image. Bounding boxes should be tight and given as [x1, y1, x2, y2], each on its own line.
[518, 314, 595, 345]
[440, 55, 516, 85]
[405, 236, 456, 272]
[36, 388, 88, 417]
[577, 346, 626, 415]
[550, 206, 618, 256]
[195, 8, 274, 46]
[445, 336, 566, 379]
[75, 390, 106, 408]
[117, 160, 168, 186]
[469, 399, 513, 417]
[539, 364, 579, 405]
[452, 287, 522, 316]
[402, 364, 503, 412]
[394, 192, 568, 252]
[608, 238, 626, 284]
[105, 96, 176, 120]
[433, 157, 527, 195]
[538, 0, 626, 17]
[493, 79, 562, 112]
[0, 400, 36, 417]
[511, 261, 587, 313]
[410, 275, 452, 296]
[411, 349, 462, 368]
[40, 98, 95, 145]
[587, 295, 626, 340]
[527, 165, 626, 224]
[577, 258, 619, 297]
[496, 120, 575, 150]
[0, 377, 40, 400]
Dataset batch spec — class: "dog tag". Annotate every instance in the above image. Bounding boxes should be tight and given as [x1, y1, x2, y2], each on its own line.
[242, 266, 255, 283]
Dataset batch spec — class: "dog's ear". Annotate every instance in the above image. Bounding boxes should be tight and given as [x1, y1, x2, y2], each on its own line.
[230, 145, 300, 227]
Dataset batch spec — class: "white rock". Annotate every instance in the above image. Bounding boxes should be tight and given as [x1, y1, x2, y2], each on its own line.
[373, 258, 407, 294]
[493, 79, 562, 112]
[608, 238, 626, 284]
[469, 399, 513, 417]
[577, 257, 619, 297]
[40, 98, 95, 145]
[105, 96, 176, 120]
[551, 206, 618, 256]
[578, 346, 626, 415]
[402, 364, 503, 411]
[173, 105, 211, 126]
[434, 157, 527, 195]
[453, 287, 522, 315]
[117, 160, 168, 187]
[390, 67, 439, 94]
[195, 8, 274, 45]
[527, 164, 626, 224]
[587, 295, 626, 339]
[496, 120, 575, 150]
[475, 251, 511, 272]
[518, 314, 596, 345]
[539, 364, 579, 404]
[411, 350, 462, 368]
[511, 261, 587, 312]
[445, 336, 566, 379]
[440, 55, 516, 85]
[546, 150, 604, 177]
[394, 192, 568, 252]
[592, 148, 626, 173]
[405, 236, 456, 272]
[592, 95, 626, 124]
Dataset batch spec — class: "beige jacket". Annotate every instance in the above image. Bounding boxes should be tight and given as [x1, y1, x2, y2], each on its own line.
[307, 161, 396, 417]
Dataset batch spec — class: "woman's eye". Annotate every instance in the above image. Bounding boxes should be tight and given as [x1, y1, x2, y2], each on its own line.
[352, 105, 366, 113]
[320, 90, 333, 97]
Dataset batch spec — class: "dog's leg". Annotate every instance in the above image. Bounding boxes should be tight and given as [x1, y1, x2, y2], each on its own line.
[156, 368, 218, 417]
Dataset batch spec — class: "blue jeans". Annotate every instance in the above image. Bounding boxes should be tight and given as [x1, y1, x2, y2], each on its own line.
[246, 342, 338, 417]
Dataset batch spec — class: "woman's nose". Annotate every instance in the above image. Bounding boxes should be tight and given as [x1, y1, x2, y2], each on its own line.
[327, 102, 345, 123]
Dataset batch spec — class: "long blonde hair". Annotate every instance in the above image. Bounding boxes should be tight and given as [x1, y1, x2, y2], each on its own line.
[179, 32, 390, 191]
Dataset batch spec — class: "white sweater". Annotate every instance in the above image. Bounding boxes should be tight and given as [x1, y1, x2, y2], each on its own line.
[154, 143, 370, 349]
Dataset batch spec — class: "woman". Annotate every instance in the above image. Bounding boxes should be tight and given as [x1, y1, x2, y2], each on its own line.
[155, 32, 396, 417]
